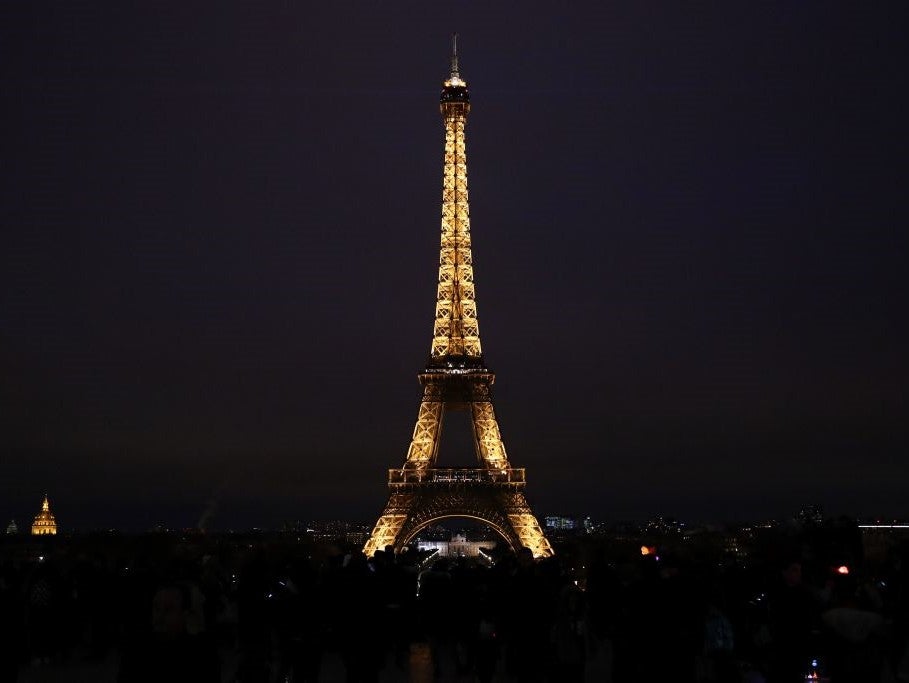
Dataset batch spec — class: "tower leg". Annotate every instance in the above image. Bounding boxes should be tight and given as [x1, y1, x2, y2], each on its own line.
[404, 399, 443, 470]
[363, 491, 414, 557]
[470, 401, 509, 468]
[502, 492, 554, 558]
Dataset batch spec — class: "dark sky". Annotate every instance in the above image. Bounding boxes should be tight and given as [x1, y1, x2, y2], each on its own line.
[2, 3, 906, 530]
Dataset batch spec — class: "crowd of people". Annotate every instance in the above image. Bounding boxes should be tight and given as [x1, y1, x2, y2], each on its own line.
[0, 525, 907, 682]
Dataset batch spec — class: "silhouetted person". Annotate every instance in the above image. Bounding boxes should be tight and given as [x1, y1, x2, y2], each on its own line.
[25, 560, 61, 666]
[418, 557, 455, 677]
[767, 560, 817, 683]
[584, 555, 618, 680]
[273, 556, 324, 683]
[549, 582, 587, 682]
[71, 553, 114, 661]
[373, 547, 414, 671]
[236, 551, 270, 683]
[117, 583, 219, 683]
[472, 585, 500, 683]
[822, 573, 887, 682]
[701, 598, 738, 683]
[500, 548, 550, 682]
[337, 552, 382, 683]
[0, 565, 22, 682]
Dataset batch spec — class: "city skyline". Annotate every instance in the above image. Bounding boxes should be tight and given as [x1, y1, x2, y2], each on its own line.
[2, 4, 906, 530]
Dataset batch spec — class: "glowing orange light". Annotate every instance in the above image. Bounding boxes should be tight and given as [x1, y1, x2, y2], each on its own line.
[836, 565, 849, 575]
[641, 545, 655, 556]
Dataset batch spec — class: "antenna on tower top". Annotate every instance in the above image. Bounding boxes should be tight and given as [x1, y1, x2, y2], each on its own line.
[450, 33, 460, 78]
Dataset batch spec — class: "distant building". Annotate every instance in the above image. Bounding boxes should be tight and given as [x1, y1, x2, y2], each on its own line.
[544, 516, 578, 531]
[345, 530, 369, 545]
[645, 516, 687, 534]
[31, 495, 57, 536]
[5, 519, 16, 535]
[723, 534, 749, 561]
[858, 521, 909, 563]
[417, 533, 496, 558]
[797, 504, 824, 526]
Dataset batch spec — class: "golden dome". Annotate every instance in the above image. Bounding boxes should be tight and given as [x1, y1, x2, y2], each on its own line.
[31, 495, 57, 536]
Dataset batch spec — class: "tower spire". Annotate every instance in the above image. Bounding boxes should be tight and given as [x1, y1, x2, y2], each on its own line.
[435, 37, 476, 362]
[450, 33, 459, 79]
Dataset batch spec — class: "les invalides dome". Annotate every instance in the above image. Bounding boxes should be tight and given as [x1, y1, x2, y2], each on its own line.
[31, 495, 57, 536]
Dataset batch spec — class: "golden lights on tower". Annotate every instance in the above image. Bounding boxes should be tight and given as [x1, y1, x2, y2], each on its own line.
[31, 494, 58, 536]
[433, 32, 479, 360]
[363, 38, 553, 560]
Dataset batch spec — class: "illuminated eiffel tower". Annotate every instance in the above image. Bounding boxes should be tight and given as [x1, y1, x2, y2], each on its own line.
[364, 38, 553, 558]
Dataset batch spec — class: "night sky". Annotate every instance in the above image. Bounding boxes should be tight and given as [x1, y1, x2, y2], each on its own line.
[2, 3, 906, 530]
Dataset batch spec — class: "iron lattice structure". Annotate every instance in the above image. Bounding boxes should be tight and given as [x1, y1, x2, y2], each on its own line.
[364, 41, 553, 559]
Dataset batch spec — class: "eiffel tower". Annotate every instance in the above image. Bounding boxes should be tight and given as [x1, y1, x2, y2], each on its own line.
[363, 38, 553, 559]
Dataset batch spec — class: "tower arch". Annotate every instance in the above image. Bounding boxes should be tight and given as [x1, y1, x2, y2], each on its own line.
[398, 513, 518, 553]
